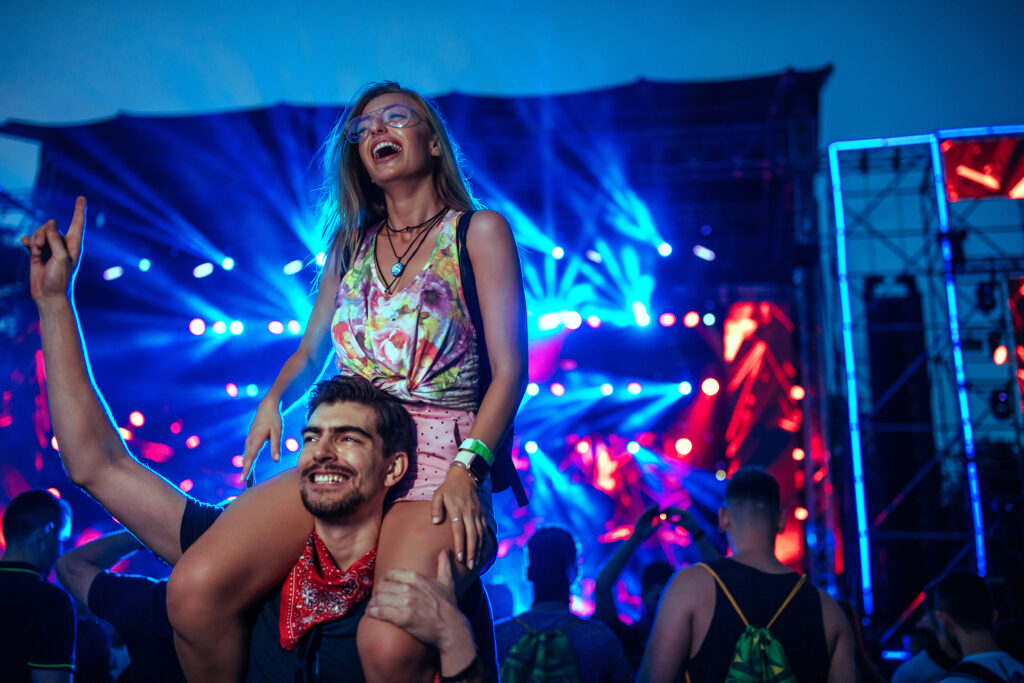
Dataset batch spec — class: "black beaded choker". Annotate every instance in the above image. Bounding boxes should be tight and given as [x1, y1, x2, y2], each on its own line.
[385, 207, 448, 234]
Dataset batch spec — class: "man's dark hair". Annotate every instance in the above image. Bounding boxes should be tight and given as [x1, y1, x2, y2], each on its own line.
[527, 526, 577, 576]
[937, 571, 994, 632]
[306, 375, 415, 457]
[725, 467, 781, 511]
[2, 490, 71, 545]
[641, 560, 674, 595]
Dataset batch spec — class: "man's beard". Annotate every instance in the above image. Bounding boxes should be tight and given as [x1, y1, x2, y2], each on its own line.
[300, 484, 368, 521]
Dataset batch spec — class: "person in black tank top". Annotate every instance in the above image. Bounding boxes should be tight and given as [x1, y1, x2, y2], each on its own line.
[636, 467, 855, 683]
[685, 558, 829, 682]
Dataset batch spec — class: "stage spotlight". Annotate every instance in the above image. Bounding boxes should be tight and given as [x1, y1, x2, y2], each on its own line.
[193, 263, 214, 278]
[703, 313, 716, 326]
[129, 411, 145, 427]
[245, 384, 259, 397]
[212, 321, 227, 334]
[715, 469, 727, 481]
[288, 320, 302, 335]
[632, 302, 651, 327]
[283, 260, 304, 275]
[626, 382, 642, 395]
[562, 311, 583, 330]
[221, 257, 235, 270]
[229, 321, 244, 335]
[701, 378, 720, 396]
[185, 435, 200, 449]
[657, 242, 672, 257]
[188, 319, 206, 336]
[170, 421, 183, 435]
[316, 252, 327, 266]
[693, 245, 716, 261]
[675, 438, 693, 456]
[232, 455, 243, 468]
[991, 386, 1014, 419]
[576, 441, 590, 454]
[994, 345, 1008, 365]
[792, 447, 806, 461]
[225, 383, 238, 397]
[789, 385, 806, 401]
[550, 383, 566, 397]
[118, 427, 132, 441]
[538, 312, 561, 331]
[976, 282, 997, 312]
[551, 246, 565, 260]
[51, 436, 59, 451]
[678, 381, 692, 395]
[525, 383, 540, 396]
[285, 438, 299, 452]
[138, 259, 151, 272]
[103, 266, 124, 281]
[586, 315, 602, 329]
[524, 441, 539, 454]
[627, 441, 640, 454]
[600, 383, 614, 396]
[794, 507, 809, 521]
[683, 311, 700, 328]
[179, 479, 194, 493]
[659, 313, 676, 327]
[268, 321, 284, 335]
[585, 249, 603, 263]
[47, 487, 61, 499]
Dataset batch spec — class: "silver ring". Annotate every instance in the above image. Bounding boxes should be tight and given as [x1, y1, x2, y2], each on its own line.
[450, 517, 463, 523]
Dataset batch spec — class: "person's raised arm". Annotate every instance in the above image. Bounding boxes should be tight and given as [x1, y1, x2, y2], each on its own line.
[55, 530, 143, 606]
[661, 506, 721, 562]
[22, 197, 187, 563]
[430, 210, 528, 570]
[240, 257, 341, 478]
[593, 505, 660, 628]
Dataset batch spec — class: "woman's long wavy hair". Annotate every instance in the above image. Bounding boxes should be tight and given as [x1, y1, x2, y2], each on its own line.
[316, 81, 479, 276]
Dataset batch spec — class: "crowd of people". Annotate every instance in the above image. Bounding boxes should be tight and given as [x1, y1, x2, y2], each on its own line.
[5, 80, 1024, 682]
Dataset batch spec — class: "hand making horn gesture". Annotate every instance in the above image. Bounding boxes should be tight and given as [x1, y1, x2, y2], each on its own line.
[21, 196, 87, 306]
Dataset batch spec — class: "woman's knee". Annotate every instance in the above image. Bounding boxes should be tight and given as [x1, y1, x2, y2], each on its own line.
[357, 616, 432, 681]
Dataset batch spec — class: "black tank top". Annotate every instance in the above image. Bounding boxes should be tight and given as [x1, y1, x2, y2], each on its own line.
[686, 558, 829, 682]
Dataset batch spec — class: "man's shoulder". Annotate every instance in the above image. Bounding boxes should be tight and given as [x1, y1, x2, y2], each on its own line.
[892, 649, 948, 683]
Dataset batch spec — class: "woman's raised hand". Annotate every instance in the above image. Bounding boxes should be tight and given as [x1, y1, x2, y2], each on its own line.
[431, 468, 487, 571]
[240, 396, 283, 480]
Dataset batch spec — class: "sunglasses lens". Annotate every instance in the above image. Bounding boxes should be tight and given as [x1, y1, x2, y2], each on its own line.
[344, 115, 372, 143]
[381, 104, 414, 128]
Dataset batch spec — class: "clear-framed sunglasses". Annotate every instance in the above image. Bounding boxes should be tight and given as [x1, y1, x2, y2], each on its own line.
[343, 103, 424, 144]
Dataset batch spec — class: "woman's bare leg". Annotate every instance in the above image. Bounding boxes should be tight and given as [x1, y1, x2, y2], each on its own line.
[357, 501, 496, 683]
[167, 468, 313, 682]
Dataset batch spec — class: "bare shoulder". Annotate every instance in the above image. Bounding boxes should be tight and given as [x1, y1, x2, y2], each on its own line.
[465, 209, 515, 247]
[816, 588, 848, 631]
[664, 563, 714, 605]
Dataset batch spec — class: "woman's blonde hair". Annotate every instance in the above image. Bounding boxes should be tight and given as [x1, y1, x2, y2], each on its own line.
[316, 81, 479, 275]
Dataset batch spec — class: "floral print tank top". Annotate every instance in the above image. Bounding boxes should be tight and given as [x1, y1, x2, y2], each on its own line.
[331, 210, 480, 410]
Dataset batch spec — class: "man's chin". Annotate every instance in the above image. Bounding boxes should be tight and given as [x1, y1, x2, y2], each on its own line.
[300, 489, 366, 520]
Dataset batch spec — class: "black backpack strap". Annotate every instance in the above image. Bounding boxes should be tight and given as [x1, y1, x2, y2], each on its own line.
[943, 661, 1009, 683]
[456, 210, 528, 507]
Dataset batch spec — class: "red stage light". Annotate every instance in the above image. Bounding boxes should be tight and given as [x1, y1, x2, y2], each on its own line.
[47, 487, 61, 499]
[993, 345, 1008, 365]
[285, 438, 300, 452]
[118, 427, 133, 441]
[550, 383, 566, 397]
[792, 447, 805, 461]
[942, 136, 1024, 202]
[188, 318, 206, 336]
[659, 312, 676, 327]
[701, 378, 720, 396]
[789, 385, 806, 401]
[185, 435, 200, 449]
[51, 436, 59, 451]
[129, 411, 145, 427]
[794, 507, 809, 521]
[225, 383, 239, 397]
[675, 438, 693, 456]
[179, 479, 194, 493]
[683, 311, 700, 328]
[576, 441, 590, 454]
[231, 455, 244, 468]
[170, 420, 183, 434]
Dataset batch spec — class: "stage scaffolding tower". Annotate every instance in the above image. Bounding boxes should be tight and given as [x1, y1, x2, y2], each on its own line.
[826, 126, 1024, 650]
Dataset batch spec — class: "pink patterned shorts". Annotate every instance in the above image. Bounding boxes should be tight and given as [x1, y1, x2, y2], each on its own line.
[386, 403, 497, 540]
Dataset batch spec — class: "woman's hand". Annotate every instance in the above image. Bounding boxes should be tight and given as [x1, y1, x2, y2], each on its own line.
[241, 396, 283, 480]
[430, 467, 486, 571]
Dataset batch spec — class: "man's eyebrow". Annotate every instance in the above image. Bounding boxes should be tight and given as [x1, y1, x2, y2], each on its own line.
[301, 425, 374, 439]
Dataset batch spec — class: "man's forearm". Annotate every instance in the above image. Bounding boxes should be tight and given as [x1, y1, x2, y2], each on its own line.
[37, 297, 127, 488]
[63, 530, 142, 570]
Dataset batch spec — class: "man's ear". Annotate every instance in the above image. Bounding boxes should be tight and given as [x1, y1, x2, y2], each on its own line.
[385, 451, 409, 486]
[718, 506, 729, 532]
[775, 509, 787, 534]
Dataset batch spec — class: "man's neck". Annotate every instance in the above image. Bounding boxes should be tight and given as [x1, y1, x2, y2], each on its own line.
[0, 548, 41, 570]
[532, 585, 571, 608]
[313, 506, 383, 571]
[953, 628, 1000, 658]
[727, 538, 789, 573]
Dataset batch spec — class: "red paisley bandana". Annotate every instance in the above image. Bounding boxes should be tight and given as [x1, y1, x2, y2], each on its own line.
[278, 532, 376, 651]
